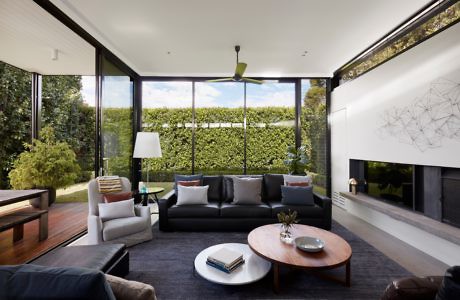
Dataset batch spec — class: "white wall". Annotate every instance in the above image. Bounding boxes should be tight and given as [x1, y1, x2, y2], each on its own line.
[331, 23, 460, 265]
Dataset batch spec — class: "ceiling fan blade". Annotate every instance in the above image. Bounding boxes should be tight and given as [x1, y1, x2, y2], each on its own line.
[235, 63, 247, 77]
[242, 77, 264, 84]
[206, 77, 234, 83]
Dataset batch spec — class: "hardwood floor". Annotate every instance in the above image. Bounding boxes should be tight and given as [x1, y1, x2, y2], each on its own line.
[332, 205, 449, 276]
[0, 202, 87, 265]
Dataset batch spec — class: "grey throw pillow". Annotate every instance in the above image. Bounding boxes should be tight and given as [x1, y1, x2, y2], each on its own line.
[174, 174, 203, 194]
[281, 186, 314, 205]
[232, 177, 262, 204]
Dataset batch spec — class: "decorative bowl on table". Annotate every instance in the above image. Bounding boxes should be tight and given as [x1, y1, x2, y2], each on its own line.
[294, 236, 325, 253]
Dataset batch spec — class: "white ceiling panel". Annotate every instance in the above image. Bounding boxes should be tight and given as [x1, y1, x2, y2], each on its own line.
[0, 0, 94, 75]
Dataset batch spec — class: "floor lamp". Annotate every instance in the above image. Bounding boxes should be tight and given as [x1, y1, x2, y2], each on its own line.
[133, 132, 162, 187]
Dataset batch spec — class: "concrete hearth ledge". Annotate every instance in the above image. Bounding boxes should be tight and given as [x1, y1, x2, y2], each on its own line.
[340, 192, 460, 246]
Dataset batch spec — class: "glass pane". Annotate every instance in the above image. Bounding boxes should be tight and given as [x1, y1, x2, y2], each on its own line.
[101, 57, 133, 179]
[0, 62, 32, 189]
[42, 75, 96, 202]
[246, 82, 295, 174]
[194, 82, 244, 175]
[142, 81, 192, 185]
[301, 79, 327, 195]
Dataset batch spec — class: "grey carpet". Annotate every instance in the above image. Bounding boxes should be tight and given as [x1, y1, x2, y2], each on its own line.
[126, 221, 411, 299]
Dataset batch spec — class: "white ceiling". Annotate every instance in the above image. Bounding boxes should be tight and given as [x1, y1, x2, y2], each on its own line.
[51, 0, 430, 77]
[0, 0, 94, 75]
[1, 0, 431, 77]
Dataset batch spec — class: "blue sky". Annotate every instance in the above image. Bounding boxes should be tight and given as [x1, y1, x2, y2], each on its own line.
[81, 77, 312, 108]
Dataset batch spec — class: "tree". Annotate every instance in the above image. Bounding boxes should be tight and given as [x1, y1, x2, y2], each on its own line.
[0, 62, 32, 188]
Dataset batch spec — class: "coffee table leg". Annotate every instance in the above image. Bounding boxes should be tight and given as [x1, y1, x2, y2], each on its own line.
[345, 260, 351, 287]
[273, 263, 280, 293]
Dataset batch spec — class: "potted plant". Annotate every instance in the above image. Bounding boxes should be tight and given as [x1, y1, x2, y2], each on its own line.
[9, 126, 81, 207]
[283, 145, 309, 175]
[277, 210, 298, 243]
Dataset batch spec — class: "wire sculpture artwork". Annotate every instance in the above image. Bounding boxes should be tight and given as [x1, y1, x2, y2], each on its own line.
[377, 78, 460, 152]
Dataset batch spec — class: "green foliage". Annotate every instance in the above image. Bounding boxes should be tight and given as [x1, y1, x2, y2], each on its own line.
[283, 145, 309, 175]
[0, 62, 32, 188]
[9, 126, 81, 190]
[277, 210, 299, 228]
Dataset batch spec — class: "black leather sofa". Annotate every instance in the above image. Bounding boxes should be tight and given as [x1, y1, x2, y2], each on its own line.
[159, 174, 332, 231]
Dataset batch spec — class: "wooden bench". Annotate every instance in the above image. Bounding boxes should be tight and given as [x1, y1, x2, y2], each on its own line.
[0, 208, 48, 242]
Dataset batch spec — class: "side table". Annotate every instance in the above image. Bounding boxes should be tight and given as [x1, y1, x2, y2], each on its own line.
[137, 187, 165, 208]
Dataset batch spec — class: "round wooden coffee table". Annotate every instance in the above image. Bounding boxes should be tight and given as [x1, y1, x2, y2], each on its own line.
[248, 224, 352, 292]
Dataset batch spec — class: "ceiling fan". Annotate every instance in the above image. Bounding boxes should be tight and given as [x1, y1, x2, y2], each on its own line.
[207, 45, 263, 84]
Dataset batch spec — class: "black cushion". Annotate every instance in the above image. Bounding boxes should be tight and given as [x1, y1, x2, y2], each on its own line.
[203, 176, 222, 202]
[281, 185, 314, 205]
[0, 264, 115, 300]
[263, 174, 284, 202]
[32, 244, 125, 273]
[220, 203, 272, 218]
[270, 202, 324, 218]
[168, 203, 220, 218]
[436, 266, 460, 300]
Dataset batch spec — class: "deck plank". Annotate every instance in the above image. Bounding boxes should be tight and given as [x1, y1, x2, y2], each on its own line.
[0, 203, 87, 265]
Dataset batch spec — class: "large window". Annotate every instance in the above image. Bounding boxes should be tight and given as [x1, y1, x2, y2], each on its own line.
[141, 79, 330, 196]
[142, 81, 193, 181]
[301, 79, 327, 195]
[246, 82, 295, 174]
[0, 62, 32, 189]
[195, 82, 244, 174]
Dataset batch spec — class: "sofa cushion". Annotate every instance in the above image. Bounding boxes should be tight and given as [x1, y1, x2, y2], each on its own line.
[233, 177, 263, 204]
[98, 199, 136, 222]
[0, 264, 115, 300]
[168, 203, 220, 218]
[32, 244, 125, 273]
[106, 274, 156, 300]
[220, 203, 271, 218]
[281, 186, 314, 205]
[174, 174, 203, 194]
[436, 266, 460, 300]
[177, 180, 201, 187]
[203, 176, 222, 202]
[263, 174, 284, 202]
[223, 175, 263, 202]
[176, 185, 209, 205]
[270, 202, 323, 218]
[283, 174, 312, 186]
[103, 217, 147, 241]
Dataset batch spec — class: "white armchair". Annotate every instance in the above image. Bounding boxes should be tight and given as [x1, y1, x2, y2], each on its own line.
[87, 177, 152, 247]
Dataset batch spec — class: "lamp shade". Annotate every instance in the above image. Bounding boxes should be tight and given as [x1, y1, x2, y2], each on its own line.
[133, 132, 162, 158]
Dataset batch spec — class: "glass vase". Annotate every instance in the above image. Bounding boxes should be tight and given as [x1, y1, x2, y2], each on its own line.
[280, 224, 293, 244]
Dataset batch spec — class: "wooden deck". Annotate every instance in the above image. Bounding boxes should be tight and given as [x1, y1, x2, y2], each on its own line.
[0, 202, 87, 265]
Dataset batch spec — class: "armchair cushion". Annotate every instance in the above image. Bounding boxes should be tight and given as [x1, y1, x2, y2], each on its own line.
[98, 199, 136, 222]
[103, 217, 147, 241]
[104, 191, 133, 203]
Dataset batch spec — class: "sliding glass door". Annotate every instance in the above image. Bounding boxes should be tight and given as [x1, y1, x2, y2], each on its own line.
[100, 56, 134, 179]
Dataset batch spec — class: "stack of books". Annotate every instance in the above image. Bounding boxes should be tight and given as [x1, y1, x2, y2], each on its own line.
[206, 247, 245, 274]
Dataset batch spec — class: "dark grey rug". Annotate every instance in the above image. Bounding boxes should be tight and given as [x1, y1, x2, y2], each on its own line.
[126, 221, 411, 299]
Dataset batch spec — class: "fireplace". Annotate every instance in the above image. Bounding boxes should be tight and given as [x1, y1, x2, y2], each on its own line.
[350, 159, 460, 229]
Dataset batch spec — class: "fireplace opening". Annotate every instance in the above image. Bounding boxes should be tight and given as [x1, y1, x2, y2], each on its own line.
[365, 161, 414, 210]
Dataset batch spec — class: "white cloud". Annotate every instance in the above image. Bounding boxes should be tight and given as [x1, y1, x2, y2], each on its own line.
[247, 90, 295, 107]
[143, 82, 192, 108]
[81, 76, 95, 107]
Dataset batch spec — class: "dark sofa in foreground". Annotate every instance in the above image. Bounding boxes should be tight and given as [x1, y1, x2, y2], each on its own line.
[159, 174, 331, 231]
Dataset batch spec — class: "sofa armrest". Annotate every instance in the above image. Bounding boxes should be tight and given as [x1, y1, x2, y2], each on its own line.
[88, 215, 104, 244]
[314, 193, 332, 230]
[135, 206, 151, 226]
[381, 276, 443, 300]
[158, 190, 176, 231]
